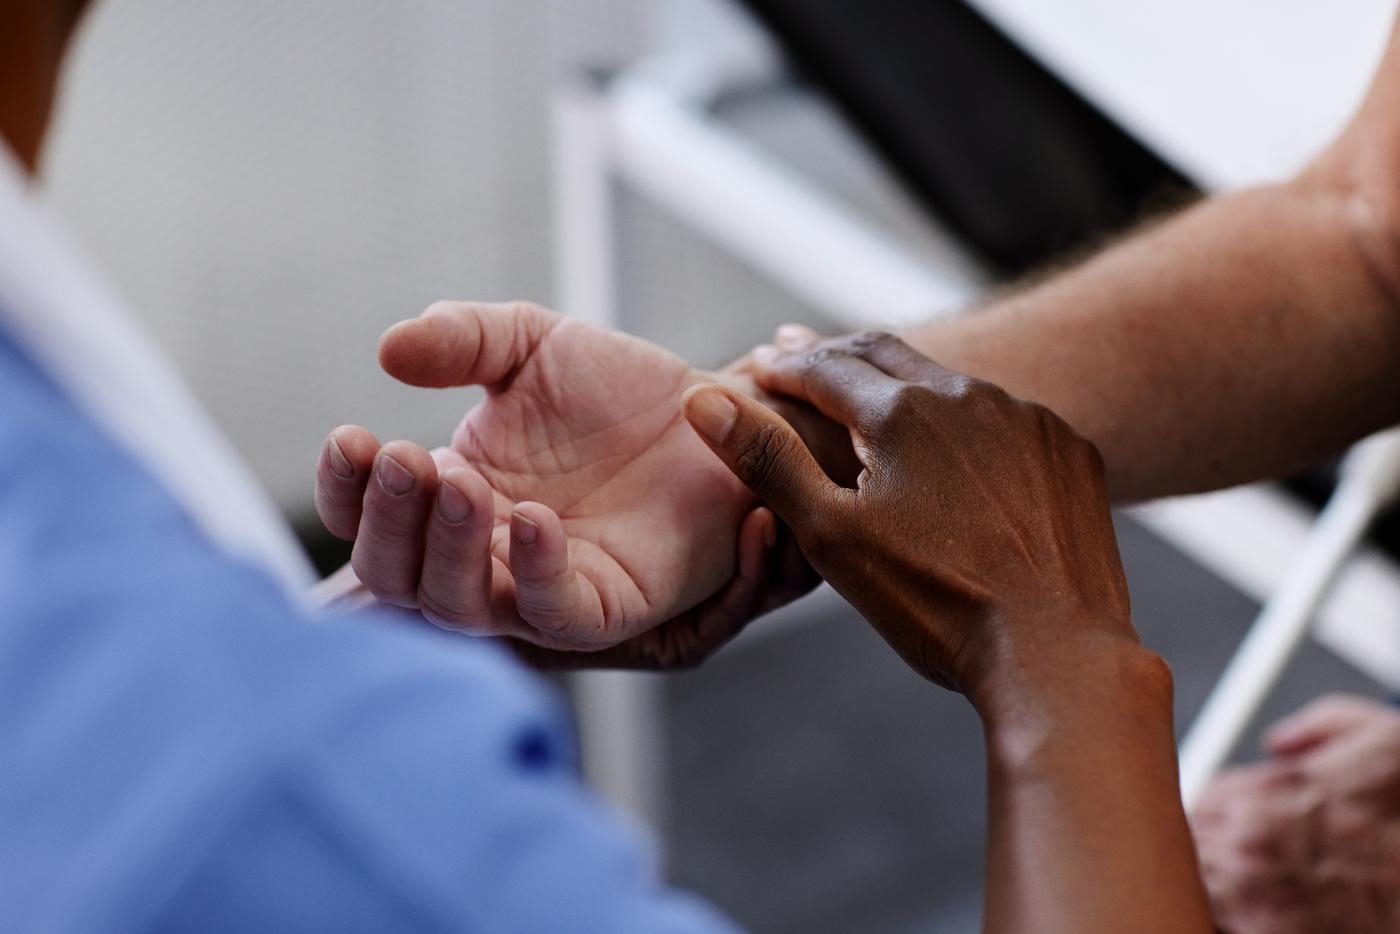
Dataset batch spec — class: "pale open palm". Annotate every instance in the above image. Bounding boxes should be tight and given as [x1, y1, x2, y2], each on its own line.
[317, 302, 765, 651]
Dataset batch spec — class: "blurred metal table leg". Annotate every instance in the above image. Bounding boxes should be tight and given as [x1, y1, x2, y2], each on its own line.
[553, 71, 671, 835]
[1178, 428, 1400, 807]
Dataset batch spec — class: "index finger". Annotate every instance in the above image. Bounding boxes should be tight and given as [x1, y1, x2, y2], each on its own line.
[750, 343, 902, 431]
[315, 425, 382, 541]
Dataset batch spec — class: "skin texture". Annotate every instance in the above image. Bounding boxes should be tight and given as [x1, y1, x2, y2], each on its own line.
[317, 300, 819, 655]
[691, 331, 1212, 933]
[1192, 695, 1400, 933]
[730, 329, 1131, 691]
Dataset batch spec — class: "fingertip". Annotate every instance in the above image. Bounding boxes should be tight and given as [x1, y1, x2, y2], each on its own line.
[374, 440, 438, 496]
[418, 467, 500, 631]
[750, 343, 780, 366]
[759, 507, 778, 549]
[430, 446, 470, 474]
[507, 503, 592, 639]
[736, 507, 777, 579]
[316, 426, 382, 540]
[326, 425, 380, 478]
[377, 317, 441, 386]
[349, 440, 445, 607]
[379, 302, 485, 388]
[510, 501, 559, 551]
[680, 383, 740, 446]
[436, 466, 493, 524]
[379, 301, 553, 390]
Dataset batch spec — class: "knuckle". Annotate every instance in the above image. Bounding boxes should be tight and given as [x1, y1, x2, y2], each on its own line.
[937, 372, 980, 403]
[360, 502, 422, 543]
[735, 422, 793, 492]
[1032, 404, 1104, 468]
[351, 562, 416, 608]
[846, 329, 899, 354]
[1077, 433, 1107, 474]
[417, 589, 475, 629]
[508, 299, 556, 322]
[883, 382, 935, 422]
[802, 346, 850, 370]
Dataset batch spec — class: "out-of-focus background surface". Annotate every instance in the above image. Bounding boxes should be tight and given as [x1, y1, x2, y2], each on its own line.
[40, 1, 1400, 930]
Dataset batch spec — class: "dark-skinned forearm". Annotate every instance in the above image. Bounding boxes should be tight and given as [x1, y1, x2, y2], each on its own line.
[973, 634, 1212, 934]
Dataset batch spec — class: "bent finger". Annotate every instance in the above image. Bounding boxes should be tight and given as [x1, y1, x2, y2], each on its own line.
[418, 467, 499, 631]
[316, 425, 381, 540]
[694, 506, 779, 645]
[513, 508, 777, 672]
[508, 502, 602, 642]
[351, 441, 439, 607]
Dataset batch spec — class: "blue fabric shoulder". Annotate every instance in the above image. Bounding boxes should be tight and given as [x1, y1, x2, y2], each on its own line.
[0, 330, 735, 933]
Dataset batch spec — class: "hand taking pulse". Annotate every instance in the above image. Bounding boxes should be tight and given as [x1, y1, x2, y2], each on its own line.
[316, 301, 817, 661]
[687, 327, 1135, 697]
[689, 328, 1212, 933]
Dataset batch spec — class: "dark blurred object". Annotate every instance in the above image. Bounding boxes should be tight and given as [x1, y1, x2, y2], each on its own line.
[298, 519, 353, 578]
[736, 0, 1196, 274]
[1288, 471, 1400, 561]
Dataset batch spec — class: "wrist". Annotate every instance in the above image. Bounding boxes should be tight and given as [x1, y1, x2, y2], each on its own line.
[971, 630, 1175, 769]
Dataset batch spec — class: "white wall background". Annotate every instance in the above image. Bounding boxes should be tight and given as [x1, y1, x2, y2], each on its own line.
[43, 0, 655, 515]
[36, 0, 991, 519]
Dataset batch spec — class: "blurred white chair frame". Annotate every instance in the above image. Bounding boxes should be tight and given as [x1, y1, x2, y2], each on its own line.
[552, 0, 1400, 831]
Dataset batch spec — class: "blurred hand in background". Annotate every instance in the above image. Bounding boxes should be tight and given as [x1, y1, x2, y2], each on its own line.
[1192, 694, 1400, 934]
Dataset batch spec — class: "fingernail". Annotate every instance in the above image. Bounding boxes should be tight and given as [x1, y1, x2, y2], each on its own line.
[513, 512, 540, 545]
[437, 482, 471, 523]
[376, 454, 415, 495]
[751, 343, 780, 365]
[684, 388, 738, 444]
[763, 519, 778, 549]
[327, 436, 354, 479]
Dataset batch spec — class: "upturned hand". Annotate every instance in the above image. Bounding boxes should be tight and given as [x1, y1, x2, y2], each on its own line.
[316, 301, 780, 652]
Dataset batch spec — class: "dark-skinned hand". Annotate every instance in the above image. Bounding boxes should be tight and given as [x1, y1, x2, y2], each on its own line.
[681, 327, 1136, 699]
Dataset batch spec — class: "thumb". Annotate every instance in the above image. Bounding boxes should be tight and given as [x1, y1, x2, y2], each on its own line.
[682, 384, 844, 523]
[378, 300, 559, 391]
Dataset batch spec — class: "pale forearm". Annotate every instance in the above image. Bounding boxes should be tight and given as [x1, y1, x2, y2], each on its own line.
[976, 638, 1211, 933]
[903, 175, 1400, 501]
